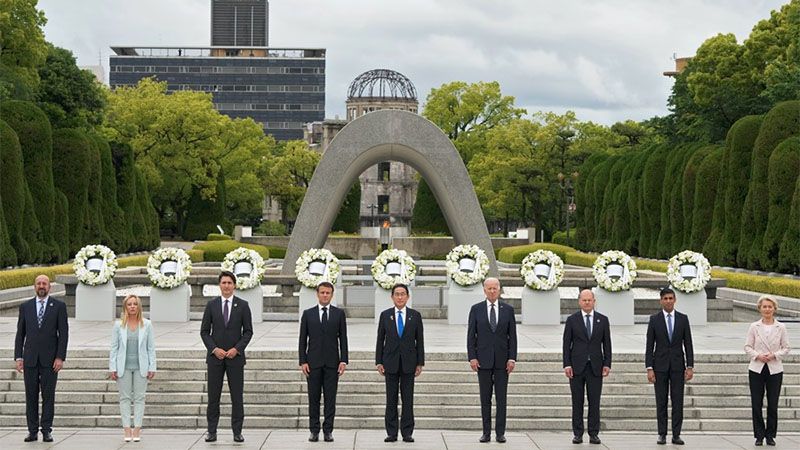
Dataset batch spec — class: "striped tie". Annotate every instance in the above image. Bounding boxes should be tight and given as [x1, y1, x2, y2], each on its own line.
[37, 300, 45, 328]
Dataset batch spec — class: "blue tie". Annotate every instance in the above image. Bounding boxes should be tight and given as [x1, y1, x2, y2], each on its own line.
[397, 310, 404, 337]
[667, 314, 673, 343]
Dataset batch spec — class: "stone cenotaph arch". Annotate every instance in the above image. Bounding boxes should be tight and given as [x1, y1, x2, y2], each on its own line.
[281, 109, 498, 276]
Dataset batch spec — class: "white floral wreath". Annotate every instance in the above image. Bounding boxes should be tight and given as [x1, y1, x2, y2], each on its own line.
[147, 247, 192, 289]
[520, 250, 564, 291]
[73, 244, 118, 286]
[592, 250, 637, 292]
[371, 249, 416, 290]
[295, 248, 341, 289]
[445, 244, 490, 287]
[221, 247, 267, 290]
[667, 250, 711, 293]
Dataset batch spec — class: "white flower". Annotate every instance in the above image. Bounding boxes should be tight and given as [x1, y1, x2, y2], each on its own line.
[147, 247, 192, 289]
[73, 244, 118, 286]
[667, 250, 711, 293]
[371, 249, 416, 290]
[221, 247, 266, 290]
[295, 248, 341, 289]
[520, 250, 564, 291]
[592, 250, 637, 292]
[445, 244, 490, 287]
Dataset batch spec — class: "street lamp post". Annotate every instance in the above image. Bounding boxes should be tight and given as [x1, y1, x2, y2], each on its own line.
[558, 171, 578, 244]
[367, 203, 378, 228]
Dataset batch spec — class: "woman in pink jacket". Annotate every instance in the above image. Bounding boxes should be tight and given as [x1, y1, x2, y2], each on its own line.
[744, 295, 790, 447]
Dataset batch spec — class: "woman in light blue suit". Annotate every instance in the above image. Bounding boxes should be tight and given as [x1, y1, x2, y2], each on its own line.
[109, 295, 156, 442]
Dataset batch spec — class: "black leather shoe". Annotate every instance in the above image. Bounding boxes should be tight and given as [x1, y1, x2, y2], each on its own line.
[24, 434, 37, 442]
[205, 433, 217, 442]
[309, 433, 319, 442]
[755, 438, 763, 446]
[657, 434, 667, 445]
[323, 432, 334, 442]
[572, 435, 583, 444]
[479, 434, 490, 443]
[496, 435, 506, 443]
[402, 436, 415, 443]
[766, 437, 776, 446]
[42, 432, 53, 442]
[233, 434, 244, 442]
[672, 437, 685, 445]
[589, 435, 601, 444]
[384, 436, 397, 442]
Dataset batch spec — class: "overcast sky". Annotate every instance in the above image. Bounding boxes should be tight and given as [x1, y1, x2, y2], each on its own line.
[38, 0, 788, 124]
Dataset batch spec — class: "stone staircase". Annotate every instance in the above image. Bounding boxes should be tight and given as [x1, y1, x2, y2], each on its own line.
[1, 350, 798, 432]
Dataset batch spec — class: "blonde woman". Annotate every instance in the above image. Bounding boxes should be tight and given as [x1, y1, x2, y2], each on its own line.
[745, 295, 790, 446]
[109, 295, 156, 442]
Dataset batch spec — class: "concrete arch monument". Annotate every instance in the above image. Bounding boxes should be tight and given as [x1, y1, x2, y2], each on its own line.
[281, 109, 497, 275]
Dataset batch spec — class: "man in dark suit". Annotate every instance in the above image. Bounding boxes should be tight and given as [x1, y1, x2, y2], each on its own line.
[299, 281, 349, 442]
[563, 289, 612, 445]
[645, 287, 694, 446]
[15, 275, 69, 443]
[200, 271, 253, 443]
[467, 277, 517, 443]
[376, 283, 425, 443]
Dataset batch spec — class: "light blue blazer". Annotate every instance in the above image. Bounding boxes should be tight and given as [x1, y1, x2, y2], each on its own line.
[109, 319, 157, 377]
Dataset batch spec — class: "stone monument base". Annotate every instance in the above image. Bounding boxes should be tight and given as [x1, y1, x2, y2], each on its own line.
[671, 287, 708, 325]
[593, 288, 634, 326]
[75, 281, 116, 321]
[521, 287, 560, 325]
[149, 284, 191, 322]
[235, 287, 264, 323]
[446, 282, 484, 325]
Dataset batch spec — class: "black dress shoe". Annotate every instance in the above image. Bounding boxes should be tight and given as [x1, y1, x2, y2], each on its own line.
[496, 435, 506, 443]
[479, 434, 490, 443]
[309, 433, 319, 442]
[589, 435, 601, 444]
[24, 433, 37, 442]
[42, 432, 53, 442]
[402, 436, 415, 443]
[233, 434, 244, 442]
[324, 432, 334, 442]
[657, 434, 667, 445]
[755, 438, 763, 446]
[766, 437, 776, 446]
[572, 435, 583, 444]
[205, 433, 217, 442]
[672, 437, 685, 445]
[385, 436, 397, 442]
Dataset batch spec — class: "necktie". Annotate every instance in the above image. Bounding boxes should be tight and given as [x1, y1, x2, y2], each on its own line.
[322, 306, 329, 328]
[667, 313, 673, 343]
[489, 303, 497, 332]
[397, 310, 404, 337]
[37, 300, 45, 328]
[585, 314, 592, 339]
[223, 300, 229, 326]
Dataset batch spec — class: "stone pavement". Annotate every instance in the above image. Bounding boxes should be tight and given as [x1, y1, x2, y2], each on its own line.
[0, 429, 798, 450]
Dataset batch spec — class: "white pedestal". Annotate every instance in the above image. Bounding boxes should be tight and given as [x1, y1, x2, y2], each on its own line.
[375, 287, 413, 323]
[75, 281, 116, 321]
[446, 281, 484, 325]
[298, 285, 339, 321]
[671, 287, 707, 326]
[235, 287, 264, 323]
[149, 284, 191, 322]
[593, 288, 634, 326]
[521, 287, 560, 325]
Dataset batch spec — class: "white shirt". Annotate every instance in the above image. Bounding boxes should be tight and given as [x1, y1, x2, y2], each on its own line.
[36, 296, 49, 318]
[486, 299, 499, 323]
[318, 303, 331, 322]
[221, 297, 233, 317]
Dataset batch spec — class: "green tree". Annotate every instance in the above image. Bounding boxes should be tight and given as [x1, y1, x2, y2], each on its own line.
[0, 0, 48, 100]
[0, 119, 31, 261]
[690, 146, 725, 251]
[779, 174, 800, 273]
[331, 182, 361, 233]
[261, 140, 319, 225]
[681, 145, 714, 249]
[53, 189, 69, 260]
[52, 128, 91, 254]
[84, 133, 109, 245]
[93, 133, 128, 250]
[763, 136, 800, 272]
[640, 144, 669, 256]
[0, 188, 16, 266]
[183, 168, 230, 241]
[410, 179, 450, 234]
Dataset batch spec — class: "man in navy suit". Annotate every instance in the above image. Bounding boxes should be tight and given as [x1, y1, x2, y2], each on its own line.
[299, 281, 349, 442]
[14, 275, 69, 443]
[200, 271, 253, 443]
[467, 277, 517, 443]
[376, 283, 425, 443]
[563, 289, 612, 444]
[645, 287, 694, 446]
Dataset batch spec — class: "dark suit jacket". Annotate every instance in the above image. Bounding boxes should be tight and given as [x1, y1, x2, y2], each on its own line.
[562, 310, 612, 376]
[467, 300, 518, 369]
[375, 307, 425, 374]
[645, 310, 694, 372]
[299, 304, 349, 369]
[200, 296, 253, 366]
[14, 297, 69, 367]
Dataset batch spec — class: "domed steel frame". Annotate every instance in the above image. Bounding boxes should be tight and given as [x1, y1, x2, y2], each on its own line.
[347, 69, 417, 101]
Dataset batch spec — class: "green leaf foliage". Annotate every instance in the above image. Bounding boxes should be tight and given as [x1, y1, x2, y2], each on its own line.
[690, 146, 725, 251]
[411, 179, 450, 234]
[331, 181, 361, 234]
[763, 136, 800, 272]
[779, 174, 800, 273]
[52, 128, 91, 254]
[0, 119, 31, 262]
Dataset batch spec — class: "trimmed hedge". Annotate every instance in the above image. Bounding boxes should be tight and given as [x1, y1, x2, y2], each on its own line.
[53, 189, 70, 261]
[183, 168, 229, 241]
[192, 240, 269, 262]
[266, 246, 286, 259]
[95, 133, 128, 252]
[411, 179, 450, 234]
[681, 145, 713, 249]
[779, 175, 800, 273]
[206, 233, 232, 241]
[0, 120, 30, 263]
[84, 133, 109, 246]
[52, 128, 91, 254]
[256, 220, 286, 236]
[763, 137, 800, 272]
[0, 190, 16, 266]
[690, 146, 724, 251]
[640, 144, 669, 256]
[496, 243, 575, 264]
[331, 181, 360, 233]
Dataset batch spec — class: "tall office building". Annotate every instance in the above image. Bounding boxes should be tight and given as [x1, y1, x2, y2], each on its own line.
[211, 0, 269, 47]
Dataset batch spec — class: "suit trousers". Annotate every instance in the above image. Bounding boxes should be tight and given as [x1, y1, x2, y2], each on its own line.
[569, 361, 603, 437]
[749, 365, 783, 439]
[307, 366, 339, 434]
[116, 369, 148, 428]
[385, 371, 415, 438]
[654, 370, 685, 436]
[477, 368, 508, 436]
[206, 361, 244, 434]
[24, 362, 59, 434]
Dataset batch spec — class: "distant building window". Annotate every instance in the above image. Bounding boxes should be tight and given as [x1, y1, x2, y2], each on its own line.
[378, 162, 390, 181]
[378, 195, 390, 214]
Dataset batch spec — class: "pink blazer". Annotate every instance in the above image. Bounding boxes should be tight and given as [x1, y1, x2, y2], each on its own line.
[744, 319, 790, 374]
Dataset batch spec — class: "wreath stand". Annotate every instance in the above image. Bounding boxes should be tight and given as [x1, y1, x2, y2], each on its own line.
[75, 280, 116, 321]
[670, 287, 707, 325]
[149, 284, 191, 322]
[593, 287, 634, 326]
[446, 278, 484, 325]
[235, 286, 264, 323]
[521, 286, 560, 325]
